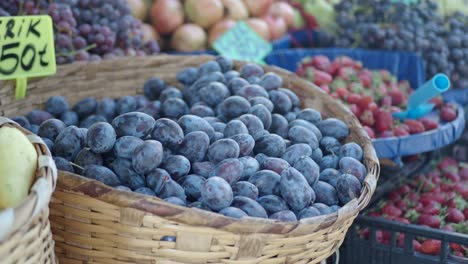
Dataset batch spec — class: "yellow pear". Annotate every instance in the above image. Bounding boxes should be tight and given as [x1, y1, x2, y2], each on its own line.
[0, 126, 37, 210]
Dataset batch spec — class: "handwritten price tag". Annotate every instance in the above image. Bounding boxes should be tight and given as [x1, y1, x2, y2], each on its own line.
[213, 21, 272, 64]
[0, 15, 56, 99]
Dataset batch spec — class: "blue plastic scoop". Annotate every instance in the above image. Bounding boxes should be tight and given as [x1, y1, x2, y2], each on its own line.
[393, 74, 450, 120]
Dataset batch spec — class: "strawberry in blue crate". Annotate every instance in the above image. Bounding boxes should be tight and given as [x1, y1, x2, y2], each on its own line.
[297, 55, 459, 139]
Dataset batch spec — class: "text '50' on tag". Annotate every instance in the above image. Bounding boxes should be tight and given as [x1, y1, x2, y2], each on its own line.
[0, 15, 56, 99]
[213, 21, 272, 64]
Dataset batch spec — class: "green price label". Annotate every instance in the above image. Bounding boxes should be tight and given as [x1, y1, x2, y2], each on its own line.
[0, 15, 56, 99]
[213, 21, 272, 64]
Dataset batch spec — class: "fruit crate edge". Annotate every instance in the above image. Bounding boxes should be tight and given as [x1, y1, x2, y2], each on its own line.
[339, 216, 468, 264]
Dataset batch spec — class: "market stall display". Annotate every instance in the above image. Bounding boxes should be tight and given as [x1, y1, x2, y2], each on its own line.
[0, 0, 467, 263]
[0, 55, 379, 263]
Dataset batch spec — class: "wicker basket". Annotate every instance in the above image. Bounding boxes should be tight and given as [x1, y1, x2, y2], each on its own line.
[0, 117, 57, 264]
[0, 55, 379, 264]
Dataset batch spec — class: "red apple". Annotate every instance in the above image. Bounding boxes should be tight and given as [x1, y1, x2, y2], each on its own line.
[268, 1, 295, 27]
[126, 0, 148, 21]
[185, 0, 224, 28]
[242, 0, 272, 17]
[170, 23, 207, 52]
[150, 0, 184, 35]
[222, 0, 249, 20]
[208, 19, 236, 46]
[245, 18, 270, 40]
[262, 14, 287, 40]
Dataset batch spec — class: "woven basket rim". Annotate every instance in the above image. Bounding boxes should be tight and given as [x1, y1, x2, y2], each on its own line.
[0, 118, 57, 241]
[50, 55, 380, 236]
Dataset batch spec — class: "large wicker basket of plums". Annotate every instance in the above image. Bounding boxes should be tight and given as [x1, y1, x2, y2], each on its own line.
[0, 55, 379, 263]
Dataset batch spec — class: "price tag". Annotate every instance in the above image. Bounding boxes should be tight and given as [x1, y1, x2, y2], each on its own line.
[0, 15, 56, 99]
[213, 21, 272, 64]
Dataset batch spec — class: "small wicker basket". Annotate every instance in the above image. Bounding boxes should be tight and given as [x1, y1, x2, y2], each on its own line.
[0, 117, 57, 264]
[0, 55, 379, 264]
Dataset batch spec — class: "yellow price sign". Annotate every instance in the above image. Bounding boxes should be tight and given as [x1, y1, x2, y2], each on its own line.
[0, 15, 56, 99]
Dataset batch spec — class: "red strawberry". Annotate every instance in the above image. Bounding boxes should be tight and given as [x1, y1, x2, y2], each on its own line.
[367, 102, 378, 112]
[450, 243, 462, 251]
[440, 104, 457, 122]
[389, 88, 405, 106]
[394, 200, 408, 212]
[460, 167, 468, 180]
[445, 198, 457, 208]
[378, 131, 394, 138]
[404, 119, 425, 134]
[464, 208, 468, 219]
[426, 170, 441, 180]
[349, 104, 362, 117]
[375, 230, 387, 244]
[311, 55, 331, 72]
[413, 240, 422, 252]
[387, 191, 401, 201]
[330, 56, 361, 74]
[394, 126, 410, 137]
[444, 170, 460, 183]
[422, 202, 441, 215]
[382, 202, 402, 217]
[438, 157, 458, 171]
[420, 118, 439, 131]
[375, 109, 393, 133]
[346, 93, 361, 104]
[380, 95, 393, 107]
[380, 70, 392, 82]
[456, 184, 468, 198]
[447, 208, 465, 223]
[418, 214, 441, 228]
[360, 109, 375, 126]
[360, 228, 370, 239]
[420, 239, 441, 255]
[398, 185, 411, 195]
[336, 87, 349, 99]
[430, 96, 443, 108]
[358, 70, 372, 88]
[363, 126, 375, 138]
[441, 182, 455, 192]
[337, 67, 357, 81]
[415, 202, 424, 212]
[319, 85, 330, 93]
[358, 95, 373, 110]
[305, 68, 333, 86]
